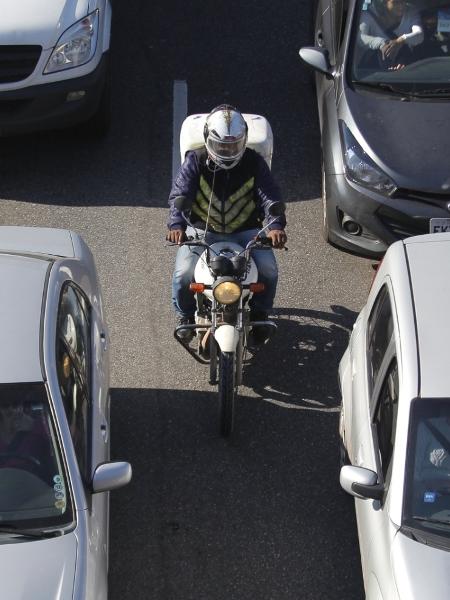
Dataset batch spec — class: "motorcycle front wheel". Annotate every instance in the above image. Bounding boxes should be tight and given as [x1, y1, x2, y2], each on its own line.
[218, 351, 236, 437]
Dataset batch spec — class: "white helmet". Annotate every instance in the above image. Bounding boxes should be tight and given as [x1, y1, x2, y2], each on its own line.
[203, 105, 248, 170]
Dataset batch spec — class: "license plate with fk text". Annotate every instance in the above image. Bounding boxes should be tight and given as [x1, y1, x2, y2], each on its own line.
[430, 218, 450, 233]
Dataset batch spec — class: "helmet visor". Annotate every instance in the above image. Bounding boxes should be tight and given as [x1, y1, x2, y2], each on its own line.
[207, 137, 246, 161]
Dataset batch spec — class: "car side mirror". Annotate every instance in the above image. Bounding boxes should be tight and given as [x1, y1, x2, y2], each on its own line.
[298, 47, 334, 79]
[340, 465, 384, 501]
[91, 461, 132, 494]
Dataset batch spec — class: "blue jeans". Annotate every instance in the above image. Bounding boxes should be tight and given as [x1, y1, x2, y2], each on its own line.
[172, 227, 279, 318]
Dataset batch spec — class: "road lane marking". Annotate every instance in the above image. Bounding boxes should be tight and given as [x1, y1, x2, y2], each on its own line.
[172, 80, 188, 182]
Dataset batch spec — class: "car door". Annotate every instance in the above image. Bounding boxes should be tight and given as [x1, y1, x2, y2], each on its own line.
[56, 281, 108, 598]
[355, 282, 400, 596]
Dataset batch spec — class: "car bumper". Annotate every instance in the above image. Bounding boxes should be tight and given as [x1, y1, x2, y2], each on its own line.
[325, 173, 450, 259]
[0, 53, 109, 136]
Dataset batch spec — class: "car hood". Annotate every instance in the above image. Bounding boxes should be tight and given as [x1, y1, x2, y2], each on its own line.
[0, 533, 77, 599]
[392, 530, 450, 599]
[0, 0, 89, 49]
[344, 86, 450, 192]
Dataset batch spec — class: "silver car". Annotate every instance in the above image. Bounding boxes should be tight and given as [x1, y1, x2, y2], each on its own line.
[300, 0, 450, 259]
[0, 227, 131, 599]
[339, 231, 450, 599]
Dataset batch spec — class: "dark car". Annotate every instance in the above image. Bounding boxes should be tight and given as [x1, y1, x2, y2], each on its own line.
[300, 0, 450, 258]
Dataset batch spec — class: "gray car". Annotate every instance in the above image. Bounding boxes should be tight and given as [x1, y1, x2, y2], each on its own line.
[0, 227, 131, 599]
[300, 0, 450, 258]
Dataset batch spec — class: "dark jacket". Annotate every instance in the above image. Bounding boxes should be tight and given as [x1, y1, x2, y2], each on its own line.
[168, 148, 286, 233]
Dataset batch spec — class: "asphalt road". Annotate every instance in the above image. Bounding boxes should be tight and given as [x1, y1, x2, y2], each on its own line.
[0, 1, 373, 598]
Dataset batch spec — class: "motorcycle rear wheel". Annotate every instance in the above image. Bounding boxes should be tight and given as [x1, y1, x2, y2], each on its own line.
[218, 351, 235, 437]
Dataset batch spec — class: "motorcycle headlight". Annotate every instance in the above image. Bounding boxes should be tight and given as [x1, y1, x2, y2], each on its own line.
[44, 10, 99, 74]
[213, 280, 242, 305]
[340, 121, 396, 195]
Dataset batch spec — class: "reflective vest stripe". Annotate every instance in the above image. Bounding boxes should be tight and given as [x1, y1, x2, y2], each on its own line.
[192, 175, 257, 232]
[227, 199, 256, 232]
[192, 198, 223, 231]
[199, 177, 220, 205]
[228, 177, 255, 206]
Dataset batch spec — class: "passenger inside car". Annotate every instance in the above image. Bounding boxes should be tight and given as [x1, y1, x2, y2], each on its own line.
[357, 0, 424, 70]
[412, 6, 450, 60]
[0, 397, 52, 482]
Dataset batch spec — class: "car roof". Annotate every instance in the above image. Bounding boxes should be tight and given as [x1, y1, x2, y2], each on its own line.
[404, 233, 450, 398]
[0, 254, 50, 383]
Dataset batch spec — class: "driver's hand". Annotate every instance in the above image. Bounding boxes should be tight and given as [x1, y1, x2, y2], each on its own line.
[166, 229, 186, 245]
[381, 38, 403, 59]
[267, 229, 287, 249]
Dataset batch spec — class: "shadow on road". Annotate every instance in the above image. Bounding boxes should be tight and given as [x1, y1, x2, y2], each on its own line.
[244, 305, 358, 410]
[108, 306, 363, 600]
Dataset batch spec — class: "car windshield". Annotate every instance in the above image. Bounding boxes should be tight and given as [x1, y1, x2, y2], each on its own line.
[0, 383, 74, 533]
[350, 0, 450, 94]
[403, 399, 450, 535]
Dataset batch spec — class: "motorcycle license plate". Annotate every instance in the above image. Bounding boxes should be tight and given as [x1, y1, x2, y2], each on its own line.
[429, 218, 450, 233]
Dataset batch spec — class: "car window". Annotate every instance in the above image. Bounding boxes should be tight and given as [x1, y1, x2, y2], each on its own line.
[403, 398, 450, 536]
[0, 383, 74, 530]
[374, 358, 399, 483]
[349, 0, 450, 94]
[367, 284, 394, 393]
[56, 283, 92, 481]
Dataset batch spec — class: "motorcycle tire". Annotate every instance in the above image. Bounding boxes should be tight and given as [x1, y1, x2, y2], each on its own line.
[218, 351, 235, 437]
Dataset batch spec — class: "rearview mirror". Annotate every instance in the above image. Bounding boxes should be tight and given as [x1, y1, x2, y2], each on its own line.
[92, 461, 132, 494]
[298, 47, 334, 79]
[340, 465, 384, 500]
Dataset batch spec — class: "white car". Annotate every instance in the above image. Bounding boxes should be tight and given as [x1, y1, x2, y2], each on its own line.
[339, 232, 450, 599]
[0, 227, 131, 599]
[0, 0, 111, 136]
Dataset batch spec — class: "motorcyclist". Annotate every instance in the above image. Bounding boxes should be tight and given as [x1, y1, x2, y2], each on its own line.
[167, 104, 287, 344]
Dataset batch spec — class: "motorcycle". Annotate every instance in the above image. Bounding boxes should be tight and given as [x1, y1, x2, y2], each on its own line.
[170, 112, 285, 436]
[172, 196, 286, 436]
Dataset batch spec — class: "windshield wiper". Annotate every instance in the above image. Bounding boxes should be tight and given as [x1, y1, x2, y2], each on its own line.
[412, 515, 450, 527]
[0, 524, 63, 539]
[407, 88, 450, 98]
[352, 81, 411, 97]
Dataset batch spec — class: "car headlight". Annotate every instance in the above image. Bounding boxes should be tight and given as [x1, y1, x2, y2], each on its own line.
[213, 280, 242, 305]
[44, 10, 99, 74]
[340, 121, 396, 195]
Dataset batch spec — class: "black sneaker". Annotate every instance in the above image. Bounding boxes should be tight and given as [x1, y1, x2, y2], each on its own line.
[176, 315, 195, 343]
[249, 310, 271, 345]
